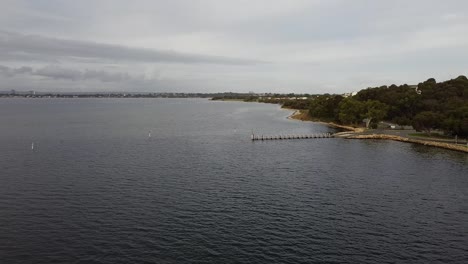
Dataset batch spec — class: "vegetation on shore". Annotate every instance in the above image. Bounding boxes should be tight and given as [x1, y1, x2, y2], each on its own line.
[267, 76, 468, 137]
[195, 76, 468, 152]
[211, 76, 467, 138]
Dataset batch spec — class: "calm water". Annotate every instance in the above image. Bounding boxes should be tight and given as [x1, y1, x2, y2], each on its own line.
[1, 98, 467, 264]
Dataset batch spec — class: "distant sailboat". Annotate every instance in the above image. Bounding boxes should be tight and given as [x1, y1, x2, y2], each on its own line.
[31, 142, 34, 150]
[148, 131, 151, 138]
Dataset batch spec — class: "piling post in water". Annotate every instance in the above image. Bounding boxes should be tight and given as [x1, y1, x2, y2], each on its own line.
[251, 132, 336, 141]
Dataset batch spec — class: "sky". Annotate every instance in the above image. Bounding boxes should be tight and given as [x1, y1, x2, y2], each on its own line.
[1, 0, 468, 94]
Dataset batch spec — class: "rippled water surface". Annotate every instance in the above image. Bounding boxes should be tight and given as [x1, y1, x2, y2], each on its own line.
[1, 98, 467, 264]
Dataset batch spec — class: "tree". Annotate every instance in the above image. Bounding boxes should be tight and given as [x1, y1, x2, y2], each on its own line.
[441, 106, 468, 136]
[308, 95, 343, 121]
[363, 100, 389, 128]
[337, 98, 365, 125]
[412, 111, 443, 135]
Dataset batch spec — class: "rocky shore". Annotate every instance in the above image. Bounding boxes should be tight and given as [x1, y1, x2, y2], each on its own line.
[287, 109, 468, 153]
[346, 134, 468, 153]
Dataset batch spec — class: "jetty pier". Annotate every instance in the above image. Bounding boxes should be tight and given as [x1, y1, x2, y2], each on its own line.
[251, 133, 333, 141]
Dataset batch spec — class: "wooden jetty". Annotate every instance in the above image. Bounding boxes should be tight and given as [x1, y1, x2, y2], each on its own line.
[251, 132, 333, 141]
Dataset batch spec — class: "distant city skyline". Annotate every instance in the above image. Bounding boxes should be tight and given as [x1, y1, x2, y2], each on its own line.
[1, 0, 468, 93]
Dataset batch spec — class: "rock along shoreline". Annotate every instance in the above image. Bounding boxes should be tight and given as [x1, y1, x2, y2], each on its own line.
[286, 109, 468, 153]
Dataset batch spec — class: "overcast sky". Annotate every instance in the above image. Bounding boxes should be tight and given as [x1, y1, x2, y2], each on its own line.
[1, 0, 468, 93]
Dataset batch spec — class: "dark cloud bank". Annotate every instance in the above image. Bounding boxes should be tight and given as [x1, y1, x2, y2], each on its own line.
[0, 31, 263, 65]
[0, 64, 132, 82]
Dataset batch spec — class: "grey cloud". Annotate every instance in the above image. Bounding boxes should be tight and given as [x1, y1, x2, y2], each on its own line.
[14, 66, 34, 74]
[35, 65, 83, 80]
[0, 31, 264, 65]
[0, 65, 10, 75]
[82, 70, 131, 82]
[0, 65, 33, 76]
[0, 65, 133, 82]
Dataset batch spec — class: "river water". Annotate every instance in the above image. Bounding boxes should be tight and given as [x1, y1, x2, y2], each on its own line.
[1, 98, 467, 263]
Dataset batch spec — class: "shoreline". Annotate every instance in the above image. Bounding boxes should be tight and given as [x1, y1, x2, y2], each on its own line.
[286, 108, 468, 153]
[347, 134, 468, 153]
[286, 109, 361, 132]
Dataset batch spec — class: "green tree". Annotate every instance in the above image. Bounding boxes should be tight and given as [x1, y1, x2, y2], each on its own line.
[337, 98, 365, 125]
[441, 106, 468, 136]
[412, 111, 443, 135]
[363, 100, 389, 128]
[308, 95, 343, 121]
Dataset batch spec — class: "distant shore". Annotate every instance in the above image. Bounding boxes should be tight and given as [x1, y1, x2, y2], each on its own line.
[286, 109, 468, 153]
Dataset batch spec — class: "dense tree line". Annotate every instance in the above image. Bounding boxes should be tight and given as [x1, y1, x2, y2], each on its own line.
[284, 76, 468, 136]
